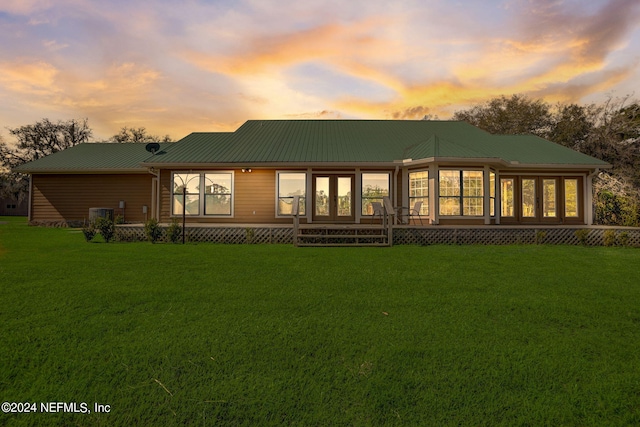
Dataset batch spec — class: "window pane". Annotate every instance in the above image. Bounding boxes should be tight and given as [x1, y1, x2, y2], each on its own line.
[316, 177, 329, 216]
[205, 195, 231, 215]
[565, 179, 579, 217]
[337, 176, 352, 216]
[439, 197, 461, 216]
[173, 195, 199, 215]
[173, 173, 199, 194]
[279, 197, 306, 215]
[172, 172, 201, 215]
[439, 171, 460, 197]
[202, 173, 233, 216]
[205, 173, 232, 195]
[278, 173, 306, 215]
[463, 197, 483, 216]
[409, 171, 429, 216]
[543, 179, 556, 217]
[462, 171, 483, 197]
[500, 178, 515, 217]
[362, 173, 389, 215]
[522, 179, 536, 217]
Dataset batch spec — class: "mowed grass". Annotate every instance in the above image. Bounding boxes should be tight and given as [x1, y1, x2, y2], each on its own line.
[1, 217, 640, 426]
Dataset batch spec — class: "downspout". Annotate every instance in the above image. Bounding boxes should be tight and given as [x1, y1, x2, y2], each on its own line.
[148, 167, 159, 221]
[28, 174, 33, 223]
[586, 168, 600, 226]
[393, 165, 400, 209]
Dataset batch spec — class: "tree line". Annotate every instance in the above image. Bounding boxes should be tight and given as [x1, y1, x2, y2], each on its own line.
[452, 94, 640, 226]
[1, 95, 639, 225]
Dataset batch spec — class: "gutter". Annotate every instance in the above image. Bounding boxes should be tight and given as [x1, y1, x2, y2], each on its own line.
[147, 167, 160, 221]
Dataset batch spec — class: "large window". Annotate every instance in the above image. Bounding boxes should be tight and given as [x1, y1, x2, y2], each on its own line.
[439, 170, 484, 216]
[409, 171, 429, 215]
[277, 172, 306, 215]
[500, 178, 515, 217]
[564, 179, 579, 217]
[173, 173, 201, 215]
[172, 172, 233, 216]
[361, 173, 389, 215]
[522, 178, 536, 218]
[542, 179, 557, 218]
[204, 173, 232, 215]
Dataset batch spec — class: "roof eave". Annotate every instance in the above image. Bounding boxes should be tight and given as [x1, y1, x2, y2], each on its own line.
[17, 168, 150, 174]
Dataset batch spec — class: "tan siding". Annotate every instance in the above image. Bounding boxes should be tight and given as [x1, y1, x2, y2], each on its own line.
[159, 169, 290, 224]
[32, 174, 153, 223]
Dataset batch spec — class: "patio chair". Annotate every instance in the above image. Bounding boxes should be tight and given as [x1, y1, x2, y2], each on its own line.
[370, 201, 384, 224]
[400, 201, 424, 226]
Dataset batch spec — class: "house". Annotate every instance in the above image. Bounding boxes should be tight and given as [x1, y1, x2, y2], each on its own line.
[15, 120, 610, 227]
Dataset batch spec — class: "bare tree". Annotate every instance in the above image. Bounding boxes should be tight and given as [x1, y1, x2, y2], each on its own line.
[110, 127, 172, 143]
[1, 118, 92, 202]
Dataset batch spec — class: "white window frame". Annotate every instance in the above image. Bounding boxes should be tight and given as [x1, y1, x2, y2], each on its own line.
[171, 171, 235, 218]
[361, 172, 391, 216]
[438, 169, 485, 217]
[275, 171, 307, 218]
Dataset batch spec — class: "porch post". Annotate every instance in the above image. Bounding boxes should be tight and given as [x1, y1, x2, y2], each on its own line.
[586, 173, 593, 225]
[430, 163, 438, 225]
[355, 168, 361, 224]
[483, 166, 491, 225]
[495, 170, 501, 225]
[306, 168, 313, 224]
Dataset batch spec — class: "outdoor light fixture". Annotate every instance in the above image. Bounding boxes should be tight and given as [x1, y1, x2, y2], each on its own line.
[241, 168, 252, 173]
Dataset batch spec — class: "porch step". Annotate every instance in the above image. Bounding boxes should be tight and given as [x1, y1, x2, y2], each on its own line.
[295, 226, 390, 247]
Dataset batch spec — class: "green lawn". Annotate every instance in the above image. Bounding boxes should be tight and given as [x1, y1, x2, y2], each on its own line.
[1, 216, 639, 426]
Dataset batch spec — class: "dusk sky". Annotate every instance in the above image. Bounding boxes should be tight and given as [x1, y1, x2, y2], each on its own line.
[1, 0, 640, 142]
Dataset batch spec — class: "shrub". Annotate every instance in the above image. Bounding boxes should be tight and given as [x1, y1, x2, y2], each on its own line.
[535, 230, 547, 245]
[144, 218, 163, 244]
[95, 217, 115, 243]
[166, 219, 182, 244]
[114, 215, 125, 224]
[574, 229, 590, 246]
[603, 230, 618, 247]
[81, 222, 96, 242]
[619, 232, 630, 247]
[246, 227, 256, 244]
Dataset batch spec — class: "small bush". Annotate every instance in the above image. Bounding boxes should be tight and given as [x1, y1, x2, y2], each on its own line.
[144, 218, 163, 244]
[619, 232, 630, 247]
[95, 217, 115, 243]
[574, 229, 590, 246]
[166, 219, 182, 244]
[535, 230, 547, 245]
[114, 215, 125, 224]
[603, 230, 618, 247]
[246, 227, 256, 244]
[81, 222, 96, 242]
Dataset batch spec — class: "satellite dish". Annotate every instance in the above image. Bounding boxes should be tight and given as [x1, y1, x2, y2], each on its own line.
[145, 142, 161, 155]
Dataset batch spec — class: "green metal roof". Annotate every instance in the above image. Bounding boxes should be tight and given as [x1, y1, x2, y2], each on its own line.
[15, 120, 610, 173]
[144, 120, 609, 167]
[13, 142, 174, 173]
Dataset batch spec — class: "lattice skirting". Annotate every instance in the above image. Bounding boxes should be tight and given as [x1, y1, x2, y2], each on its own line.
[116, 226, 294, 244]
[393, 227, 640, 247]
[115, 225, 640, 246]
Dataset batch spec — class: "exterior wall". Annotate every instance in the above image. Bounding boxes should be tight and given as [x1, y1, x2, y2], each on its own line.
[0, 197, 28, 216]
[156, 165, 594, 226]
[160, 168, 399, 225]
[30, 174, 153, 224]
[160, 169, 292, 224]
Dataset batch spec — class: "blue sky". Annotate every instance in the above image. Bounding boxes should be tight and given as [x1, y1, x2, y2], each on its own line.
[1, 0, 639, 141]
